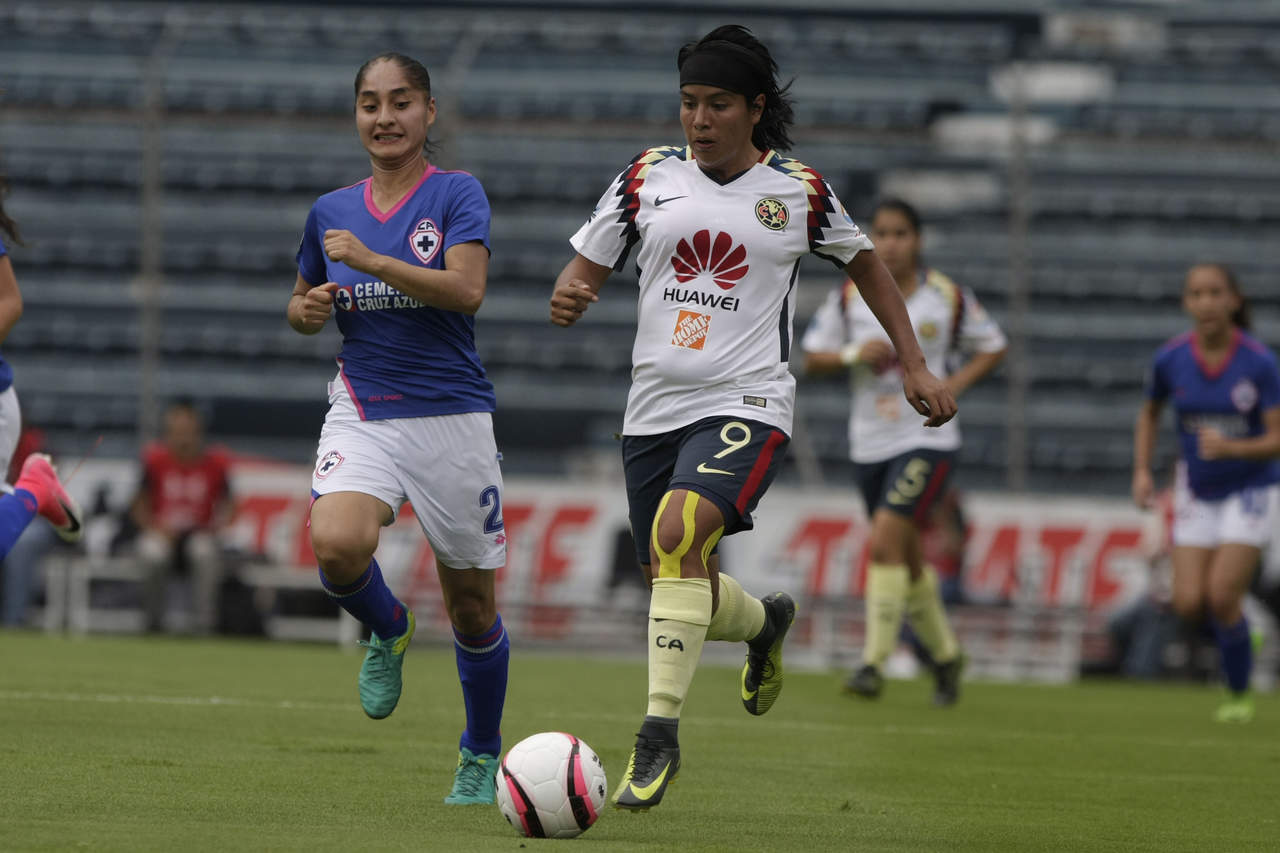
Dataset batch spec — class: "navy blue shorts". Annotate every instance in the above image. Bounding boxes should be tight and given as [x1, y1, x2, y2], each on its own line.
[621, 416, 790, 567]
[854, 448, 956, 523]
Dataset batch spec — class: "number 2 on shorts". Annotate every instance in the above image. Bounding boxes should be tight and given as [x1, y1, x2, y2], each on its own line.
[887, 458, 932, 506]
[697, 421, 752, 476]
[479, 485, 504, 533]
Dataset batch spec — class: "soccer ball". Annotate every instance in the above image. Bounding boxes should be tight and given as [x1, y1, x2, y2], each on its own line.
[495, 732, 608, 839]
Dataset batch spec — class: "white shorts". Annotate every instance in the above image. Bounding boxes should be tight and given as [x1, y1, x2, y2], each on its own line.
[1172, 470, 1278, 550]
[311, 379, 507, 570]
[0, 386, 19, 478]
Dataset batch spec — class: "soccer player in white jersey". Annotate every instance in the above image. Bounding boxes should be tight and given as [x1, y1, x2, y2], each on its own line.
[0, 175, 83, 574]
[1134, 264, 1280, 723]
[288, 54, 509, 803]
[549, 26, 956, 810]
[802, 199, 1006, 705]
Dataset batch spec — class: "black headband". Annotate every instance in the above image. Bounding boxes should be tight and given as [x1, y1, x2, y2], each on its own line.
[677, 40, 769, 98]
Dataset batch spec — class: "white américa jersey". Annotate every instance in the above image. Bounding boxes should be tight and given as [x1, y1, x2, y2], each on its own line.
[802, 269, 1006, 463]
[571, 145, 873, 436]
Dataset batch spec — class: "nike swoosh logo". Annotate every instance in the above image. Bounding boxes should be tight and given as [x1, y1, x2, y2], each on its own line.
[696, 463, 734, 476]
[742, 682, 757, 702]
[628, 763, 672, 800]
[654, 195, 686, 207]
[58, 500, 81, 534]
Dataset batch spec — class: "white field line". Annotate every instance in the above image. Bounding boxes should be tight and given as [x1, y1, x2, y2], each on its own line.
[0, 689, 1254, 753]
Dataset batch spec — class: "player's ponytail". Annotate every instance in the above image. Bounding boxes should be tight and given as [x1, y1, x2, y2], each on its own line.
[0, 175, 23, 246]
[353, 52, 439, 157]
[1220, 265, 1251, 330]
[678, 25, 796, 152]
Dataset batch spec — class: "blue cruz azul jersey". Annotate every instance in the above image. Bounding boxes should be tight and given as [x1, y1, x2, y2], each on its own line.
[1147, 328, 1280, 499]
[0, 236, 14, 393]
[296, 165, 495, 420]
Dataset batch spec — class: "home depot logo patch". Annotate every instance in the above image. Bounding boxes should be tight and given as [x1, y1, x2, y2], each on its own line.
[671, 310, 710, 350]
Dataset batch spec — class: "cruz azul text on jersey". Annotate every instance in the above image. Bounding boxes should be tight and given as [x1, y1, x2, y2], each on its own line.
[340, 280, 426, 312]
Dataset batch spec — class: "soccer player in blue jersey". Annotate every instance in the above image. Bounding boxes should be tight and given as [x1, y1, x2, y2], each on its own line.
[0, 175, 83, 568]
[1133, 263, 1280, 723]
[288, 53, 509, 802]
[550, 26, 955, 810]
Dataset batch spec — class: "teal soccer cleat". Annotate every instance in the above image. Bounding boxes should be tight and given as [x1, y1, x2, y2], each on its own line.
[357, 609, 415, 719]
[444, 747, 499, 804]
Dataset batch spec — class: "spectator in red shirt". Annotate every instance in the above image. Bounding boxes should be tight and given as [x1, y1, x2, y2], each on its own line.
[130, 401, 232, 633]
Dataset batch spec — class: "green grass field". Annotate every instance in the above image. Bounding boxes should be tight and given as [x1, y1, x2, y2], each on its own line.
[1, 631, 1277, 852]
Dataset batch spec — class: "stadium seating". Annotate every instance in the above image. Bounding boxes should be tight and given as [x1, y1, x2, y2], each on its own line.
[1, 0, 1277, 495]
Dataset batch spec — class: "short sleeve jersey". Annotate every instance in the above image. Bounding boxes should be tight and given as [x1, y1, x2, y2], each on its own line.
[140, 442, 232, 531]
[296, 165, 495, 420]
[0, 236, 16, 393]
[1146, 329, 1280, 499]
[571, 146, 873, 436]
[801, 269, 1006, 463]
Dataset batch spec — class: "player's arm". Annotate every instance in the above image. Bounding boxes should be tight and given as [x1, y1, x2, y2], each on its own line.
[287, 273, 338, 335]
[0, 257, 24, 345]
[947, 348, 1006, 397]
[550, 253, 611, 327]
[844, 250, 956, 427]
[326, 232, 489, 315]
[1199, 407, 1280, 461]
[1132, 398, 1163, 508]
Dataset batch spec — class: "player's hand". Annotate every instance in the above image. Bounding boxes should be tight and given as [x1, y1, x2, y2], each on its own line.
[297, 282, 338, 332]
[323, 229, 376, 271]
[1197, 427, 1230, 460]
[550, 278, 598, 327]
[902, 364, 957, 428]
[858, 339, 897, 374]
[1131, 468, 1155, 509]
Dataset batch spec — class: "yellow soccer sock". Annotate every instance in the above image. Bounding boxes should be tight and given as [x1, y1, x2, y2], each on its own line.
[905, 565, 960, 664]
[705, 573, 767, 643]
[862, 563, 910, 667]
[646, 576, 713, 719]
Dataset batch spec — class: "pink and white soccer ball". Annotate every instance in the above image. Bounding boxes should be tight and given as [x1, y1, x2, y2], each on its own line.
[495, 732, 607, 839]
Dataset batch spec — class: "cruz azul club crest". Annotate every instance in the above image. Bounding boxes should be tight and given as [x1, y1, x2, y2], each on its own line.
[1231, 378, 1258, 413]
[409, 218, 442, 264]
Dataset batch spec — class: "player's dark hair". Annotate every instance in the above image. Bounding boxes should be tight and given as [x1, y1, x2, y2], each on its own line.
[0, 175, 23, 246]
[872, 197, 923, 234]
[1192, 263, 1250, 330]
[679, 25, 795, 152]
[353, 52, 439, 157]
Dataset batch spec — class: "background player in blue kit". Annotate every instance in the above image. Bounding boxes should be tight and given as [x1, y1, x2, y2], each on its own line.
[0, 174, 83, 563]
[1133, 263, 1280, 723]
[288, 53, 509, 802]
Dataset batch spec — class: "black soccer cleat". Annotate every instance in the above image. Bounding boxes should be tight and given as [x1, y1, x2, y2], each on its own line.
[843, 663, 883, 699]
[612, 716, 680, 811]
[932, 654, 965, 707]
[741, 591, 796, 716]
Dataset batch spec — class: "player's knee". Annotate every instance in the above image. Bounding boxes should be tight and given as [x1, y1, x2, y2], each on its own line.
[652, 512, 691, 561]
[1171, 593, 1203, 624]
[310, 526, 377, 575]
[868, 534, 908, 565]
[1207, 592, 1241, 625]
[446, 587, 496, 635]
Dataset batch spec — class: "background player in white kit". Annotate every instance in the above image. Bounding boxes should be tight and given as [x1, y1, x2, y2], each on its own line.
[803, 199, 1006, 705]
[550, 26, 956, 812]
[288, 53, 509, 804]
[0, 174, 83, 564]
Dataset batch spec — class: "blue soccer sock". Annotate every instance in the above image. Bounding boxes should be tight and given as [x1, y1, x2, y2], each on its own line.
[1212, 616, 1252, 695]
[454, 614, 509, 757]
[319, 559, 408, 640]
[0, 489, 39, 561]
